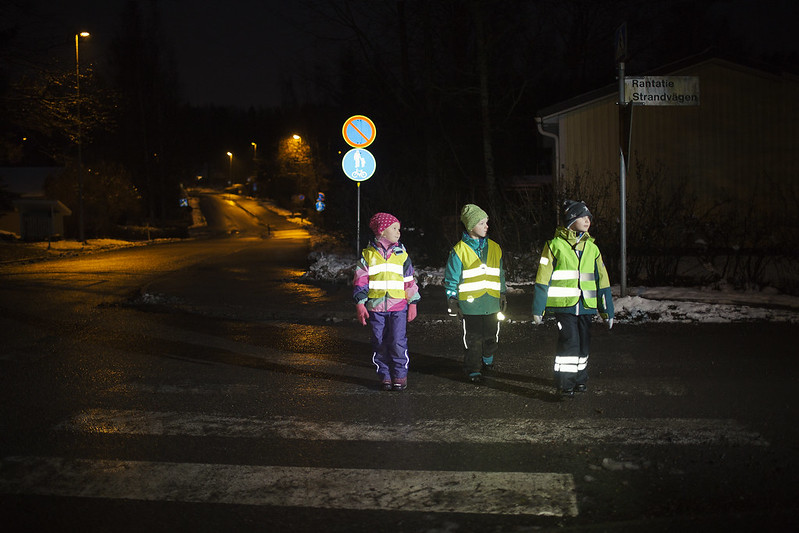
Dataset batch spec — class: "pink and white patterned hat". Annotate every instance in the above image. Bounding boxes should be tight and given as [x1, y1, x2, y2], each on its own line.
[369, 212, 400, 236]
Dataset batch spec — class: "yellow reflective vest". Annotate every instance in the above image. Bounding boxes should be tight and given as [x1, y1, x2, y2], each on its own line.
[545, 237, 599, 308]
[453, 239, 502, 302]
[363, 246, 410, 299]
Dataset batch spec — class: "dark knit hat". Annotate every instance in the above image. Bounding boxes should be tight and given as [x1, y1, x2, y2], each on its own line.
[563, 199, 592, 228]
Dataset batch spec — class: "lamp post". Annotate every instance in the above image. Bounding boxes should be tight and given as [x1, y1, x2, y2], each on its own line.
[75, 31, 90, 242]
[251, 142, 257, 161]
[226, 152, 233, 184]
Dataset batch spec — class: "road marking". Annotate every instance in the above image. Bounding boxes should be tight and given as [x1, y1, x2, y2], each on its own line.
[0, 456, 577, 517]
[108, 379, 689, 397]
[57, 409, 769, 446]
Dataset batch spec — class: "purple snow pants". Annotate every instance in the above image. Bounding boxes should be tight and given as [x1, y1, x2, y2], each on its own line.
[368, 310, 409, 381]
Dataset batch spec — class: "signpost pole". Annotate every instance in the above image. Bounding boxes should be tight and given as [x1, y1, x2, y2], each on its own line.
[618, 60, 628, 298]
[356, 182, 361, 254]
[615, 22, 629, 298]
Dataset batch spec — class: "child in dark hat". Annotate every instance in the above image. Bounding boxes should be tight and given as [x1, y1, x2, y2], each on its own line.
[353, 213, 420, 391]
[532, 200, 614, 397]
[444, 204, 507, 384]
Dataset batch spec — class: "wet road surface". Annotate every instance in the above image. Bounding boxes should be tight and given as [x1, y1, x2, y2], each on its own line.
[1, 193, 797, 532]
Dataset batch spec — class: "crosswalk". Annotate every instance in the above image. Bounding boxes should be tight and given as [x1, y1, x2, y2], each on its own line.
[0, 312, 773, 524]
[1, 395, 769, 520]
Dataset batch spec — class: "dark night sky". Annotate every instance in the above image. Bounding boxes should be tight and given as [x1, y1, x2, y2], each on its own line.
[6, 0, 799, 109]
[11, 0, 328, 109]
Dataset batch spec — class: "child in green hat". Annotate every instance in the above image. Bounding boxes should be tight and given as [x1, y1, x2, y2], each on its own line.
[444, 204, 507, 384]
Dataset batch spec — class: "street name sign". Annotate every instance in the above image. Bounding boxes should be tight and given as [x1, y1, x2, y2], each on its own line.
[624, 76, 700, 106]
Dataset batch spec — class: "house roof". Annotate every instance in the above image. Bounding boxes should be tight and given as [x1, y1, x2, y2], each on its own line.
[0, 167, 63, 197]
[13, 198, 72, 215]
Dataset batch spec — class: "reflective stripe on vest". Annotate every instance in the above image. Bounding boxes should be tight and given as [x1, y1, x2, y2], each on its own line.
[546, 238, 599, 308]
[364, 247, 407, 299]
[453, 239, 501, 302]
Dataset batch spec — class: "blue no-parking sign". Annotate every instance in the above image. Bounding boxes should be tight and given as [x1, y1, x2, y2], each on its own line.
[342, 148, 376, 182]
[342, 115, 376, 148]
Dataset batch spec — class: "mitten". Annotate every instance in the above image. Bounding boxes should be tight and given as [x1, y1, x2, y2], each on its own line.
[356, 303, 369, 326]
[407, 303, 417, 322]
[447, 298, 462, 318]
[600, 313, 614, 330]
[533, 315, 543, 325]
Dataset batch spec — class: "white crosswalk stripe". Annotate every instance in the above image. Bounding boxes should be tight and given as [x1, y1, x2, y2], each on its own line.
[56, 409, 769, 446]
[0, 456, 578, 516]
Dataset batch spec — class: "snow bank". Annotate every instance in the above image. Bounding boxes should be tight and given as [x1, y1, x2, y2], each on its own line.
[303, 251, 799, 324]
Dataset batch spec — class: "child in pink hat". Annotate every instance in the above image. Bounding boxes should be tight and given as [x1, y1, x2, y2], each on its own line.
[353, 212, 420, 391]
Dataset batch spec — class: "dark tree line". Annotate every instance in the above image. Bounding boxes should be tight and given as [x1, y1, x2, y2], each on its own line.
[1, 0, 791, 248]
[278, 0, 768, 261]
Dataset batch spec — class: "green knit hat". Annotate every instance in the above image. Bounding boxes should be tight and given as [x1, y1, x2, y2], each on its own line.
[460, 204, 488, 231]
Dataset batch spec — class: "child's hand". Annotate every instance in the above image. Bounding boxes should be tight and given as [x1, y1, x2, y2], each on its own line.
[356, 303, 369, 326]
[500, 294, 508, 313]
[532, 315, 543, 325]
[447, 299, 462, 318]
[600, 313, 614, 330]
[407, 303, 417, 322]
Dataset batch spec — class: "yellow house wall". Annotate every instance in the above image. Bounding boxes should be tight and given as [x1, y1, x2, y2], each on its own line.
[556, 59, 799, 214]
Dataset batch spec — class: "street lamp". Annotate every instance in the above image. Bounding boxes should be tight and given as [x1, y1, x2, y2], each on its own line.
[75, 31, 90, 242]
[292, 134, 301, 140]
[251, 142, 257, 161]
[226, 151, 233, 183]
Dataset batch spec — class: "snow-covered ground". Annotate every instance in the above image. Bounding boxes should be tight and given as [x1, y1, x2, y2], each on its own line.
[305, 252, 799, 325]
[0, 236, 176, 263]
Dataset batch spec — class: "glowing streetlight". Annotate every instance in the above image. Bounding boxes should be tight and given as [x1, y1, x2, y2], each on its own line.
[75, 31, 90, 242]
[226, 151, 233, 183]
[251, 142, 257, 160]
[292, 134, 301, 140]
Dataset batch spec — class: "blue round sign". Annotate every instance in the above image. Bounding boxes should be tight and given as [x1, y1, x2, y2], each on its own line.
[342, 115, 376, 148]
[341, 148, 376, 182]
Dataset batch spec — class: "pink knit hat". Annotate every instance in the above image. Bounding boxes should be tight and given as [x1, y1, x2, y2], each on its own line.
[369, 212, 400, 236]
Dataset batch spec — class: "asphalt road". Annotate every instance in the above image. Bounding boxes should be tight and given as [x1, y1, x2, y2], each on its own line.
[1, 193, 797, 532]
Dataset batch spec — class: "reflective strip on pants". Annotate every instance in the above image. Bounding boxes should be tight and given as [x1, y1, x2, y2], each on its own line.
[553, 355, 588, 374]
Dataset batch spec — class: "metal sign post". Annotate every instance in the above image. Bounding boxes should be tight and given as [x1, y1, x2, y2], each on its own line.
[618, 60, 628, 298]
[616, 22, 629, 298]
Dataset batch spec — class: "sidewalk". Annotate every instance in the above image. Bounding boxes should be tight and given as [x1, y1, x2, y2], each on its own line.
[0, 239, 156, 265]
